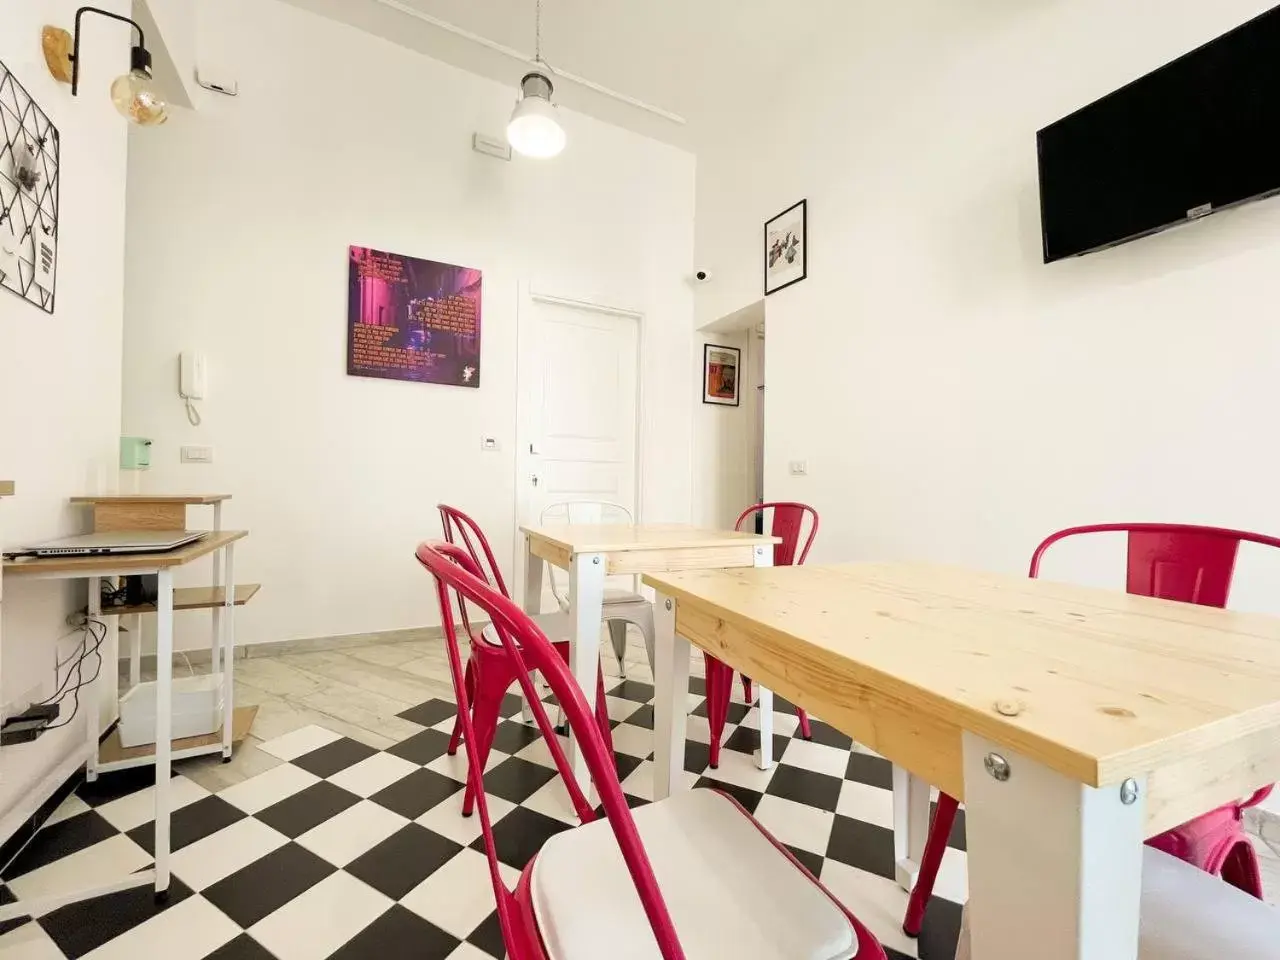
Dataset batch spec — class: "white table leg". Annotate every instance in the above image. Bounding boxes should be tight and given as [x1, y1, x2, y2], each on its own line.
[85, 577, 101, 783]
[520, 543, 545, 723]
[652, 592, 689, 801]
[893, 765, 931, 891]
[154, 568, 174, 896]
[567, 552, 605, 793]
[210, 501, 224, 686]
[220, 543, 235, 757]
[751, 543, 774, 770]
[963, 732, 1144, 959]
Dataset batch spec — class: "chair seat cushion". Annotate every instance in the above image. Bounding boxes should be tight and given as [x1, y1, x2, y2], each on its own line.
[1140, 846, 1280, 958]
[530, 788, 860, 960]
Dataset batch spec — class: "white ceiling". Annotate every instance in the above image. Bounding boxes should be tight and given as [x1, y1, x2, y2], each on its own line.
[276, 0, 848, 150]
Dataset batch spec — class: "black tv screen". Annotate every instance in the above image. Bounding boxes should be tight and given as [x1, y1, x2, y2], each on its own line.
[1038, 7, 1280, 262]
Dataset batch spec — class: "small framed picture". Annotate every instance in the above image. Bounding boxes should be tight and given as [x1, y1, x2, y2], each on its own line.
[702, 343, 741, 406]
[764, 198, 807, 295]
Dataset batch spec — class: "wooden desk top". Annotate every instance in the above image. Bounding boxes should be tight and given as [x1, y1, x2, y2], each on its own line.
[644, 562, 1280, 835]
[0, 481, 13, 497]
[522, 523, 778, 554]
[4, 530, 247, 576]
[524, 524, 780, 576]
[70, 494, 231, 505]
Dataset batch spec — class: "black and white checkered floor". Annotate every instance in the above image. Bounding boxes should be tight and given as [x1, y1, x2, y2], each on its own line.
[0, 674, 964, 960]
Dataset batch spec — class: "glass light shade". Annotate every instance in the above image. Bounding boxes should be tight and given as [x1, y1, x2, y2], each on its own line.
[507, 70, 565, 158]
[508, 97, 565, 158]
[110, 69, 168, 126]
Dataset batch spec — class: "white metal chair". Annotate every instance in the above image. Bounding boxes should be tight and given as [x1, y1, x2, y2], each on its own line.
[540, 501, 656, 676]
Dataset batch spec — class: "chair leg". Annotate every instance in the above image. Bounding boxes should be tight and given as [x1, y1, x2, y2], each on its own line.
[903, 792, 961, 937]
[448, 658, 477, 756]
[1221, 836, 1265, 899]
[705, 654, 731, 770]
[796, 708, 812, 740]
[461, 660, 512, 818]
[741, 675, 754, 705]
[607, 620, 629, 677]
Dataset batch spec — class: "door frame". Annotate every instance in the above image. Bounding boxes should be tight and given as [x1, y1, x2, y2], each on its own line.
[513, 281, 646, 608]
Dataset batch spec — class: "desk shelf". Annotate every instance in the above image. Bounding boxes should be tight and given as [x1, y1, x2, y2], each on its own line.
[103, 583, 261, 617]
[98, 705, 259, 772]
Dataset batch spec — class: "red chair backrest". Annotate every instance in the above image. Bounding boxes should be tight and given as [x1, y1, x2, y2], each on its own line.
[1029, 522, 1280, 812]
[1028, 523, 1280, 608]
[438, 504, 509, 598]
[735, 501, 819, 567]
[415, 541, 687, 960]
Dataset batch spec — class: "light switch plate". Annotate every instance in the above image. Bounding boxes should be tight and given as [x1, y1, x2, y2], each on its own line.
[180, 445, 214, 464]
[480, 436, 501, 452]
[788, 460, 808, 476]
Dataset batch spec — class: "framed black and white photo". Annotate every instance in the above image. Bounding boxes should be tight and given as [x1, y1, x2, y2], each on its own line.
[764, 198, 806, 295]
[702, 343, 741, 406]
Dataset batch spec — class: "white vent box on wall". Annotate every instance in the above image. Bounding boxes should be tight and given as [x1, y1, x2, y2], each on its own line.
[118, 674, 223, 747]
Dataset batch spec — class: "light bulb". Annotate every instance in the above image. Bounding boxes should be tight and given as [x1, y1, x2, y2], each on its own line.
[507, 69, 565, 158]
[110, 68, 167, 126]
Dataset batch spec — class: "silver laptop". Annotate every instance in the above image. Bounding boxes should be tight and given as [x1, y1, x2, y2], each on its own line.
[27, 530, 208, 557]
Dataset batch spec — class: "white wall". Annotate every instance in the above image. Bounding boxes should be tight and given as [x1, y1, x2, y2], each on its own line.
[122, 0, 696, 649]
[695, 0, 1280, 606]
[0, 1, 129, 831]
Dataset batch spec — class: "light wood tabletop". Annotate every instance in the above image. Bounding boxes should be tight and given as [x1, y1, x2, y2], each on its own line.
[643, 561, 1280, 837]
[0, 481, 13, 497]
[521, 523, 779, 575]
[70, 494, 232, 504]
[4, 530, 248, 577]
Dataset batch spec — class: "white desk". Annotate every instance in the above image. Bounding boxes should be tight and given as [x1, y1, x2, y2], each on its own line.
[1, 530, 247, 918]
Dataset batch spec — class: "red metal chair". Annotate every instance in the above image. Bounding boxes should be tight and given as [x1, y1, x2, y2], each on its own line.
[903, 522, 1279, 938]
[438, 505, 613, 815]
[416, 539, 888, 960]
[705, 502, 818, 769]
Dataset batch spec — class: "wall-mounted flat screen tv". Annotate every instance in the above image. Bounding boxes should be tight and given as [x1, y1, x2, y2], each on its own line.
[1038, 7, 1280, 262]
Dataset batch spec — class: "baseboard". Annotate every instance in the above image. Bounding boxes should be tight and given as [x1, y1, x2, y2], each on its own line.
[118, 625, 445, 671]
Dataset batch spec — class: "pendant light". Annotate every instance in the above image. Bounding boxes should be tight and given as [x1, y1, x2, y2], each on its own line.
[507, 0, 565, 158]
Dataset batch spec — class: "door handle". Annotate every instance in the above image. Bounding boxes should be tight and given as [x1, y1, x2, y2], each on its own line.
[531, 475, 539, 487]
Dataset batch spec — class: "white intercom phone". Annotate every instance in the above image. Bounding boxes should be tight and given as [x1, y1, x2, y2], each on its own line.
[179, 351, 206, 425]
[179, 351, 207, 400]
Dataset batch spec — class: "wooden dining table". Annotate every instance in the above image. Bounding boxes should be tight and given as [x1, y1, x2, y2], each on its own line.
[643, 561, 1280, 960]
[520, 523, 779, 792]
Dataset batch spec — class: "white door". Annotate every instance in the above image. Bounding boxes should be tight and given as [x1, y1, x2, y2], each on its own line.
[515, 291, 641, 609]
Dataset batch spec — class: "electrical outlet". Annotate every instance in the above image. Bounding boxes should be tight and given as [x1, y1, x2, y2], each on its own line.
[480, 436, 501, 452]
[788, 460, 809, 476]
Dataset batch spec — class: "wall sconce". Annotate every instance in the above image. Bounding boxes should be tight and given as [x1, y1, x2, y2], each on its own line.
[42, 6, 168, 126]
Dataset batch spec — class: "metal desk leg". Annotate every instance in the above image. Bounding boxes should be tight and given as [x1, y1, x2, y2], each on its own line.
[894, 765, 931, 891]
[210, 501, 223, 690]
[221, 543, 235, 758]
[652, 593, 688, 801]
[85, 577, 101, 783]
[963, 732, 1144, 960]
[567, 552, 605, 793]
[154, 569, 174, 896]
